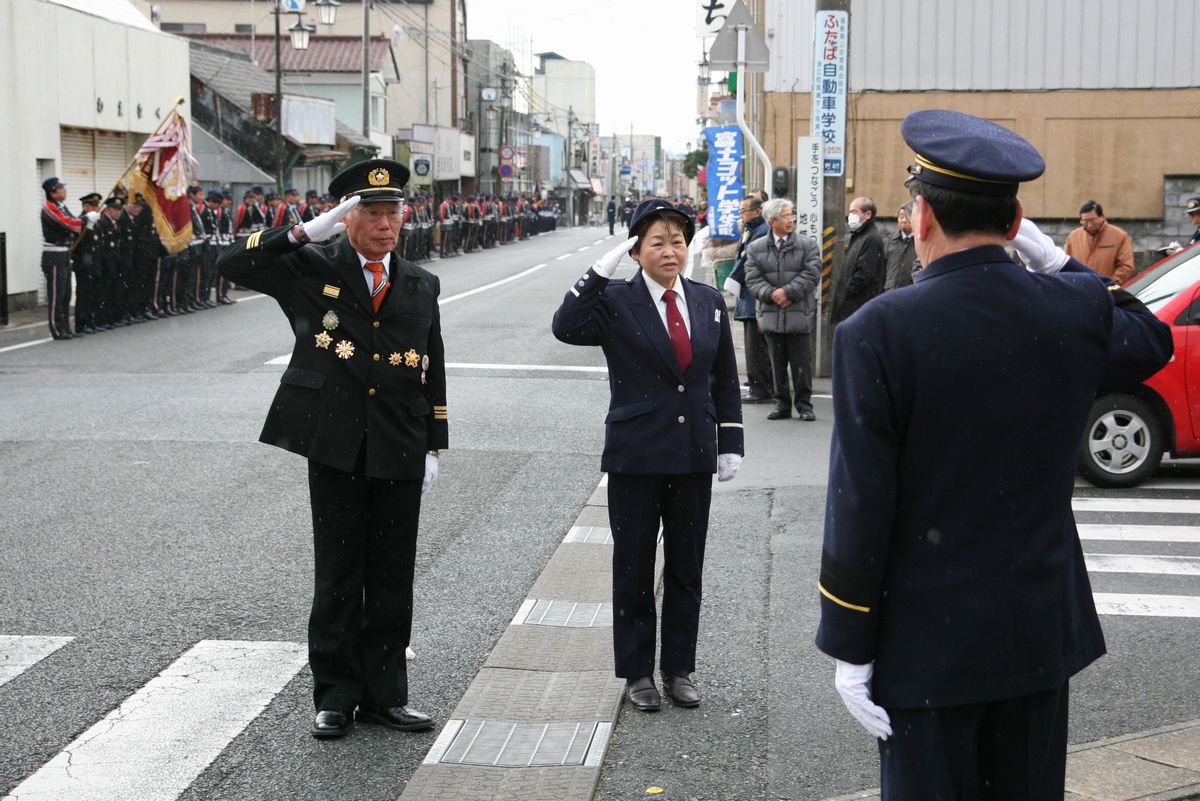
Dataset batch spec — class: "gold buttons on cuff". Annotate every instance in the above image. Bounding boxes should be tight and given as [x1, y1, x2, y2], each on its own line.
[372, 321, 381, 328]
[373, 353, 380, 361]
[678, 416, 686, 423]
[677, 385, 685, 393]
[368, 388, 376, 397]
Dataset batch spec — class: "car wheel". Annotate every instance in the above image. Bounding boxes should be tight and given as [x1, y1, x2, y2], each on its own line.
[1077, 394, 1164, 489]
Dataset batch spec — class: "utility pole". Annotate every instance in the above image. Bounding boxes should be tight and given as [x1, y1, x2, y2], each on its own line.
[565, 105, 574, 227]
[274, 0, 284, 195]
[815, 0, 849, 377]
[361, 0, 370, 137]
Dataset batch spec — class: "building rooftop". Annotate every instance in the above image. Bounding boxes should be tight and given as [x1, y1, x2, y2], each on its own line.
[185, 33, 392, 73]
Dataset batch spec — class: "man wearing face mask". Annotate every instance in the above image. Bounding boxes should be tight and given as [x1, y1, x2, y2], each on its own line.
[830, 197, 886, 324]
[815, 109, 1173, 800]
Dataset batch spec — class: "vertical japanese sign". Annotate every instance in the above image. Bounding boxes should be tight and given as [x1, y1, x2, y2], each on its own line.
[811, 10, 848, 176]
[795, 136, 823, 243]
[705, 124, 743, 241]
[697, 0, 729, 36]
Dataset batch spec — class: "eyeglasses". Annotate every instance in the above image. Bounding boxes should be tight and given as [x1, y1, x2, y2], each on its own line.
[359, 205, 405, 222]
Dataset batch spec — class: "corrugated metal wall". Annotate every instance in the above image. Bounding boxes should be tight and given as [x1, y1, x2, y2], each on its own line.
[765, 0, 1200, 92]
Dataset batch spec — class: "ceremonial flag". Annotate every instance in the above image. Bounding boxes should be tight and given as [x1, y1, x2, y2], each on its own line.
[129, 108, 198, 254]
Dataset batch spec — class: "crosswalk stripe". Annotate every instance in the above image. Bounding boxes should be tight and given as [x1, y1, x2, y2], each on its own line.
[3, 640, 306, 801]
[0, 635, 73, 689]
[1072, 497, 1200, 515]
[1079, 524, 1200, 543]
[1084, 553, 1200, 576]
[1093, 593, 1200, 618]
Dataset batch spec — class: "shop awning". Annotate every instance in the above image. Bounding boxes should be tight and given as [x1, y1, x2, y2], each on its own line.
[568, 169, 591, 190]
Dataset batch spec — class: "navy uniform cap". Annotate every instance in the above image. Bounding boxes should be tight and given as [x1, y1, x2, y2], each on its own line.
[627, 198, 695, 245]
[104, 197, 124, 209]
[206, 190, 223, 202]
[79, 192, 102, 205]
[1184, 197, 1200, 215]
[902, 109, 1044, 197]
[42, 177, 64, 192]
[329, 158, 410, 203]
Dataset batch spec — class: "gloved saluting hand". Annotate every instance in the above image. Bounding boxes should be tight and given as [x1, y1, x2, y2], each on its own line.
[298, 195, 361, 243]
[1011, 217, 1069, 274]
[592, 235, 639, 278]
[834, 660, 892, 740]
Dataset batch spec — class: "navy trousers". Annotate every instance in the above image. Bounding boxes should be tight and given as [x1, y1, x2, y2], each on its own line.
[608, 472, 711, 679]
[306, 450, 422, 713]
[879, 682, 1070, 801]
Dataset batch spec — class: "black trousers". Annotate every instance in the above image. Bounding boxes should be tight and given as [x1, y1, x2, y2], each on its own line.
[763, 331, 813, 413]
[41, 251, 73, 337]
[73, 252, 98, 331]
[608, 473, 711, 679]
[740, 319, 773, 395]
[879, 683, 1070, 801]
[608, 217, 615, 235]
[307, 453, 422, 713]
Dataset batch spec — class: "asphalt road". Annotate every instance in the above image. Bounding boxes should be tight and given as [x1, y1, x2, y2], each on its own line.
[1, 224, 1197, 801]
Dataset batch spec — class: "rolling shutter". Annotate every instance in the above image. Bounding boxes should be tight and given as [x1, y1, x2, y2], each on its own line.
[60, 128, 96, 196]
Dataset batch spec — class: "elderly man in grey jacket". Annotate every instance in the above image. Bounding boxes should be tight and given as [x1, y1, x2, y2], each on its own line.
[744, 198, 822, 420]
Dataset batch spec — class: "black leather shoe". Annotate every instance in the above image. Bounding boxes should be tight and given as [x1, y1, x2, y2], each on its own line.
[741, 392, 773, 404]
[625, 676, 661, 712]
[767, 407, 791, 420]
[356, 705, 434, 732]
[797, 410, 816, 421]
[661, 673, 701, 708]
[311, 710, 351, 739]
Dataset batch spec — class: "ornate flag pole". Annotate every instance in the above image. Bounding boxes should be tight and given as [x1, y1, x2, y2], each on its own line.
[129, 101, 200, 254]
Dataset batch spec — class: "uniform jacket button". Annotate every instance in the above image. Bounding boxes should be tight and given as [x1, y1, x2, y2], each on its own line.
[368, 388, 376, 397]
[677, 385, 685, 392]
[678, 415, 686, 423]
[372, 321, 381, 328]
[373, 353, 380, 361]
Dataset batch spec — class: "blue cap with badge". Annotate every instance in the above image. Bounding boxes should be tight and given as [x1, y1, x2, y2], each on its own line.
[627, 198, 695, 245]
[902, 109, 1044, 197]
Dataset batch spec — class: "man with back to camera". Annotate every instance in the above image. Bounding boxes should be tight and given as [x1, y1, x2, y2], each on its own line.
[218, 158, 446, 740]
[1065, 199, 1135, 283]
[815, 109, 1173, 799]
[552, 198, 744, 712]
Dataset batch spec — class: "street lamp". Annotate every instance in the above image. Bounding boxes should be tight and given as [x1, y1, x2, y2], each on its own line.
[288, 16, 315, 51]
[314, 0, 340, 26]
[273, 0, 334, 195]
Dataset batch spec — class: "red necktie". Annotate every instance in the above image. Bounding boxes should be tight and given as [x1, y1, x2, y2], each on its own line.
[366, 261, 389, 314]
[662, 288, 692, 374]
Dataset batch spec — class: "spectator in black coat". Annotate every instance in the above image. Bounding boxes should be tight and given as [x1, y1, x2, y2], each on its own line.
[831, 196, 885, 324]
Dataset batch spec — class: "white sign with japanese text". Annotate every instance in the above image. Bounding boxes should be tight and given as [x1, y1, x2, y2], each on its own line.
[811, 10, 848, 176]
[697, 0, 729, 37]
[795, 136, 823, 243]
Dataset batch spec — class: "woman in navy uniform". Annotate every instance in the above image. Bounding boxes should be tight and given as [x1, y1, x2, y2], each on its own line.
[218, 159, 446, 740]
[552, 199, 744, 711]
[815, 110, 1173, 799]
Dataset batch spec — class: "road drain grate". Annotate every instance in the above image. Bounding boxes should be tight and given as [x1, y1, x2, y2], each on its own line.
[511, 599, 613, 627]
[563, 526, 613, 544]
[427, 720, 611, 767]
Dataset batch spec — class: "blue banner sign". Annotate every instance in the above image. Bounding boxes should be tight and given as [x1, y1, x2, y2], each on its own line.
[705, 125, 743, 241]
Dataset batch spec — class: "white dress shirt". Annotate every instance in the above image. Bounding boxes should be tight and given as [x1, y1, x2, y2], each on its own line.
[643, 276, 691, 338]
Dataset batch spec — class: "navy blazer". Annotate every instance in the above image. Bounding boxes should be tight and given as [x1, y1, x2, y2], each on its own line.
[815, 245, 1173, 709]
[552, 268, 744, 474]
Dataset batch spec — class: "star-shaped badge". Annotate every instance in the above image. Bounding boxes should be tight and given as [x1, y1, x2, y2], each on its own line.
[403, 349, 420, 368]
[321, 311, 340, 331]
[389, 352, 403, 367]
[315, 331, 332, 349]
[335, 340, 355, 359]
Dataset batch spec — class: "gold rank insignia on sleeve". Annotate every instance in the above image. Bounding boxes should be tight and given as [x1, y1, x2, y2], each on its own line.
[433, 405, 448, 421]
[247, 230, 263, 250]
[322, 284, 341, 299]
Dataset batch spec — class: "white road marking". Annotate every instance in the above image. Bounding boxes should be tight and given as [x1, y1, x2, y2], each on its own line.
[1085, 553, 1200, 576]
[4, 640, 306, 801]
[265, 354, 289, 365]
[1072, 497, 1200, 515]
[576, 246, 590, 252]
[0, 338, 53, 354]
[555, 254, 572, 261]
[447, 362, 607, 374]
[0, 635, 73, 688]
[1093, 593, 1200, 618]
[441, 262, 550, 305]
[1079, 524, 1200, 543]
[592, 239, 604, 245]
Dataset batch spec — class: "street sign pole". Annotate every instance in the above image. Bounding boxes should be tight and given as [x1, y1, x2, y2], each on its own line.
[815, 0, 849, 378]
[734, 26, 771, 197]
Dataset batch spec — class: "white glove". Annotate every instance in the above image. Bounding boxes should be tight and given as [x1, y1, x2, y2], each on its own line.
[301, 195, 360, 242]
[834, 660, 892, 740]
[1165, 241, 1183, 255]
[1011, 218, 1069, 274]
[84, 211, 101, 229]
[722, 276, 742, 297]
[593, 235, 639, 278]
[421, 452, 439, 495]
[716, 453, 742, 482]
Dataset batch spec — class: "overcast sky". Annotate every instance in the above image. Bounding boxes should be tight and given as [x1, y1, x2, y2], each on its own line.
[465, 0, 706, 154]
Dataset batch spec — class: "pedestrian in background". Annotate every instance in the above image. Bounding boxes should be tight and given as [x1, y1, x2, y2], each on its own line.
[830, 196, 885, 325]
[816, 109, 1173, 800]
[218, 159, 446, 741]
[607, 194, 617, 235]
[743, 198, 821, 421]
[883, 202, 917, 290]
[552, 198, 744, 713]
[723, 195, 773, 403]
[1066, 199, 1135, 283]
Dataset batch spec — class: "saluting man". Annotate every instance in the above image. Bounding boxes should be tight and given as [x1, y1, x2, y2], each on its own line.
[552, 198, 744, 713]
[815, 110, 1174, 799]
[218, 158, 447, 740]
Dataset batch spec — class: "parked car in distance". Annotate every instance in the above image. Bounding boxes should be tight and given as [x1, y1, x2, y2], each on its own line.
[1078, 242, 1200, 488]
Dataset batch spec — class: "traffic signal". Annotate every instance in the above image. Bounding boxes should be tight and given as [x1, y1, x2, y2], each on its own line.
[772, 166, 794, 199]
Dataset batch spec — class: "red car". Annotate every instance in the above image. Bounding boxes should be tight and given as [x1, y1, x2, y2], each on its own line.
[1078, 242, 1200, 487]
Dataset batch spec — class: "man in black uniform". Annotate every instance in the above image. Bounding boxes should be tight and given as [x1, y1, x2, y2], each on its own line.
[40, 177, 83, 339]
[95, 197, 130, 328]
[606, 195, 617, 235]
[815, 109, 1174, 800]
[218, 159, 446, 740]
[128, 195, 163, 319]
[72, 193, 103, 335]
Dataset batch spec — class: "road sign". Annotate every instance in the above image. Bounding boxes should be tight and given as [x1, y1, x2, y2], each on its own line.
[498, 163, 514, 180]
[279, 0, 306, 12]
[707, 0, 769, 71]
[499, 145, 515, 161]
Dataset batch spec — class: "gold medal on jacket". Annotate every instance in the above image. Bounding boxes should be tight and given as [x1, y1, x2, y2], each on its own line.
[314, 331, 332, 349]
[321, 311, 339, 330]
